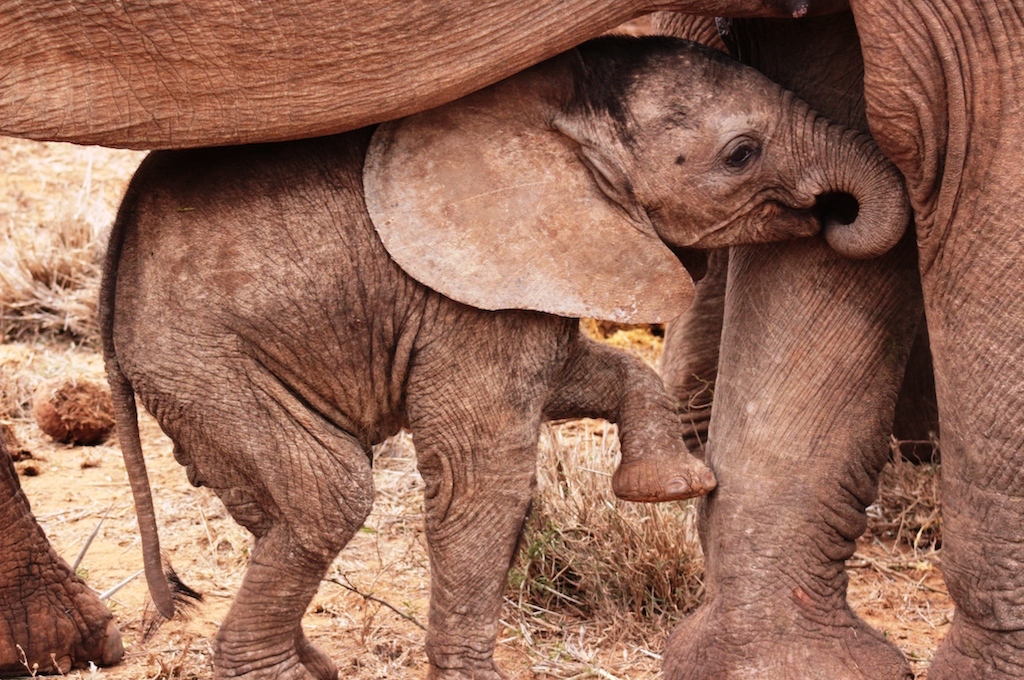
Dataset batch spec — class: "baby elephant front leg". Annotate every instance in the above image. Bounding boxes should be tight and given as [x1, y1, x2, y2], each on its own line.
[413, 429, 537, 680]
[547, 335, 716, 503]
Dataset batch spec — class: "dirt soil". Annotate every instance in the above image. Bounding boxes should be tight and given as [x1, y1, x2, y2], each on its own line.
[0, 137, 951, 679]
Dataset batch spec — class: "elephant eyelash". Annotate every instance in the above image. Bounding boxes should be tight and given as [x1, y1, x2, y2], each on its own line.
[724, 143, 761, 171]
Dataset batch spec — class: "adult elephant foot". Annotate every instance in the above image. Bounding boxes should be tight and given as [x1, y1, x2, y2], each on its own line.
[0, 448, 123, 674]
[215, 628, 338, 680]
[428, 665, 505, 680]
[663, 596, 911, 679]
[929, 622, 1024, 679]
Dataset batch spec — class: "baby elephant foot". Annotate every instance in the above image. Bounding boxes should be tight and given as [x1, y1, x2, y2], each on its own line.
[612, 453, 716, 503]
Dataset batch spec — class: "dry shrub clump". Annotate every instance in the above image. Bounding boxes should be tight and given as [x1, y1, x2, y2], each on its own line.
[32, 376, 115, 445]
[866, 439, 942, 553]
[0, 139, 144, 345]
[509, 419, 704, 638]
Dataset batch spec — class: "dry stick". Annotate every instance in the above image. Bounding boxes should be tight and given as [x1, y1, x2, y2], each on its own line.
[847, 555, 948, 596]
[99, 568, 145, 600]
[197, 504, 215, 552]
[325, 576, 426, 631]
[71, 505, 112, 572]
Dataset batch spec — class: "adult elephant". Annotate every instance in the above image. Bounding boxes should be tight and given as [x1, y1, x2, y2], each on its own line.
[657, 4, 1024, 679]
[0, 1, 858, 674]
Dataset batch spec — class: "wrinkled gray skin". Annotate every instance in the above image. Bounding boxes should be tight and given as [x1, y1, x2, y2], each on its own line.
[99, 35, 907, 679]
[661, 249, 939, 460]
[653, 7, 1024, 679]
[0, 0, 844, 149]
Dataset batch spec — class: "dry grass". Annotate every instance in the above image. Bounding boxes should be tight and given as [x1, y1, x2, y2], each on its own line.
[0, 217, 104, 343]
[866, 440, 942, 554]
[0, 139, 144, 345]
[510, 421, 703, 631]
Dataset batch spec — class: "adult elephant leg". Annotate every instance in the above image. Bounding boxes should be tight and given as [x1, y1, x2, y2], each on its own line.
[848, 2, 1024, 674]
[664, 236, 921, 680]
[923, 202, 1024, 679]
[664, 15, 921, 677]
[0, 436, 123, 674]
[660, 250, 728, 454]
[661, 253, 937, 463]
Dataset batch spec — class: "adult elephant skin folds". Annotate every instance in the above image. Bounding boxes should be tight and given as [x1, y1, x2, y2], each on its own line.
[1, 0, 848, 150]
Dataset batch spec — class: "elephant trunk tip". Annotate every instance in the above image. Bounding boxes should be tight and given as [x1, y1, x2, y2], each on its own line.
[817, 179, 910, 259]
[812, 132, 912, 259]
[812, 191, 859, 229]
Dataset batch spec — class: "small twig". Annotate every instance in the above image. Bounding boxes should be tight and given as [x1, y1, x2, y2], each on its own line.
[536, 582, 585, 606]
[197, 505, 215, 552]
[325, 576, 425, 631]
[99, 568, 145, 600]
[633, 646, 662, 661]
[71, 505, 111, 572]
[848, 555, 948, 595]
[17, 644, 38, 677]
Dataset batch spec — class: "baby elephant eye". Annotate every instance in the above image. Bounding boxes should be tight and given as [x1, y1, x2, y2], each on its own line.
[725, 143, 759, 169]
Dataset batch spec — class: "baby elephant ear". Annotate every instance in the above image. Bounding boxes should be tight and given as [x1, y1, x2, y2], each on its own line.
[363, 67, 695, 324]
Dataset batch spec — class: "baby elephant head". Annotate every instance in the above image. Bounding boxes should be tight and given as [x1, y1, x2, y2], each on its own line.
[365, 36, 909, 324]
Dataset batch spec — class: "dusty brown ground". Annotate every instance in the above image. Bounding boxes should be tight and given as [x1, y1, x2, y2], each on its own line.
[0, 136, 951, 679]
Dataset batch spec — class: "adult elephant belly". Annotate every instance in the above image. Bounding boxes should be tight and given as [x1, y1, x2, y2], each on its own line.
[0, 0, 846, 150]
[662, 12, 924, 680]
[854, 2, 1024, 677]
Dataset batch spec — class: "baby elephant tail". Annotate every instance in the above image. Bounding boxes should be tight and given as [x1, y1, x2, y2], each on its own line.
[99, 184, 200, 621]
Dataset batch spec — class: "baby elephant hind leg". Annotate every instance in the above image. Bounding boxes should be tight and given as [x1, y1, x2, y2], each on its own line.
[546, 333, 716, 503]
[173, 376, 374, 680]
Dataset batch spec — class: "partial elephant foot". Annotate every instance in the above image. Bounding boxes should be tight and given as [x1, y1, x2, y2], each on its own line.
[0, 451, 123, 674]
[0, 551, 123, 674]
[663, 599, 911, 680]
[428, 664, 506, 680]
[612, 454, 716, 503]
[929, 619, 1024, 679]
[214, 634, 335, 680]
[296, 633, 338, 680]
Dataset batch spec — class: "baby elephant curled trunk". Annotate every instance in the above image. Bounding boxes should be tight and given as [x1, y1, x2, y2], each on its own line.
[102, 36, 908, 680]
[801, 111, 910, 259]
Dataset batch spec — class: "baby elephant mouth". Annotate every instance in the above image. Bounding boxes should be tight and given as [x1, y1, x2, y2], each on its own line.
[812, 191, 860, 230]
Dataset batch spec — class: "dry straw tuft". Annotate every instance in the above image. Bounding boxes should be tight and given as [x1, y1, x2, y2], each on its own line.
[866, 439, 942, 553]
[32, 376, 115, 445]
[0, 217, 105, 344]
[509, 419, 704, 640]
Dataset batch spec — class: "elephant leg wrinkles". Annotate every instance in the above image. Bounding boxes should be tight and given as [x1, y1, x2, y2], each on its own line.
[544, 330, 716, 501]
[851, 0, 1024, 675]
[150, 359, 375, 680]
[406, 312, 556, 680]
[0, 434, 123, 675]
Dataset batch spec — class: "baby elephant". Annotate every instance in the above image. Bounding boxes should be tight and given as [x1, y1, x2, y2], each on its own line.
[102, 37, 908, 680]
